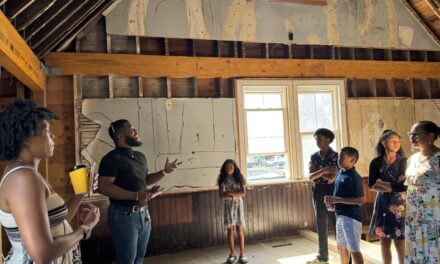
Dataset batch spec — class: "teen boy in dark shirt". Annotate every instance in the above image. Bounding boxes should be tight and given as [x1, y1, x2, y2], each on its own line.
[325, 147, 365, 264]
[307, 128, 339, 264]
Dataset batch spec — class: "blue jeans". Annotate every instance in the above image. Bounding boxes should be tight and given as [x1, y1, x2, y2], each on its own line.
[108, 204, 151, 264]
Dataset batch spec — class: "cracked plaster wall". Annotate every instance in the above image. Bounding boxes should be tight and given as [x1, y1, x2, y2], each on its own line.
[105, 0, 439, 50]
[81, 98, 236, 192]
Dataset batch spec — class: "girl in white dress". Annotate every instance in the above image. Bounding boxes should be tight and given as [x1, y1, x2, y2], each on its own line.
[218, 159, 248, 264]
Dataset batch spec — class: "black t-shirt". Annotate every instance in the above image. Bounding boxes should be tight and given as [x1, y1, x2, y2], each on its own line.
[333, 167, 364, 222]
[98, 147, 148, 206]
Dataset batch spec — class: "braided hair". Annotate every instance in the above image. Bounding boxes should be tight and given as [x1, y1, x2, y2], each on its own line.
[0, 100, 57, 160]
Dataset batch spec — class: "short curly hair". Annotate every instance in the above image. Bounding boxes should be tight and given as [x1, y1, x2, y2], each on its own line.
[0, 100, 57, 160]
[313, 128, 335, 143]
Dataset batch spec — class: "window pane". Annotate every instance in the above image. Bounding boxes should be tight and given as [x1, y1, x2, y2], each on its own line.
[246, 111, 285, 153]
[301, 134, 337, 177]
[298, 92, 334, 132]
[301, 135, 319, 177]
[246, 154, 288, 182]
[244, 93, 282, 109]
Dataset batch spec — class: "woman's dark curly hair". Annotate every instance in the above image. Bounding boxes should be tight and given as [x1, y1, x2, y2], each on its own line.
[375, 129, 405, 158]
[0, 100, 57, 160]
[217, 159, 246, 186]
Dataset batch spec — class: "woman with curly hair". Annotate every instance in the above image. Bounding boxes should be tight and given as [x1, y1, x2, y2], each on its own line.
[0, 100, 100, 264]
[368, 129, 407, 264]
[217, 159, 248, 264]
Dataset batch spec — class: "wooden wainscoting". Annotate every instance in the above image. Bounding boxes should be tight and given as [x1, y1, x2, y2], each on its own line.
[79, 178, 375, 263]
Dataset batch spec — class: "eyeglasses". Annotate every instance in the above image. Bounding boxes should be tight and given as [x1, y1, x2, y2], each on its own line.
[407, 132, 426, 138]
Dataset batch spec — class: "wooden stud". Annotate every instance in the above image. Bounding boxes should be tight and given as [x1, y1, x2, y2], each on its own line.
[106, 34, 111, 53]
[138, 77, 143, 97]
[422, 78, 432, 98]
[75, 37, 81, 52]
[136, 36, 141, 55]
[73, 74, 81, 164]
[108, 75, 113, 98]
[216, 41, 221, 57]
[166, 77, 171, 98]
[16, 81, 25, 99]
[385, 50, 392, 61]
[265, 43, 270, 59]
[164, 38, 169, 56]
[193, 77, 198, 97]
[215, 78, 223, 98]
[386, 78, 396, 97]
[368, 78, 377, 97]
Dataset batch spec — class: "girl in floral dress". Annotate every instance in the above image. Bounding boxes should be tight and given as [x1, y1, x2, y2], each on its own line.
[405, 121, 440, 264]
[368, 130, 407, 264]
[218, 159, 248, 264]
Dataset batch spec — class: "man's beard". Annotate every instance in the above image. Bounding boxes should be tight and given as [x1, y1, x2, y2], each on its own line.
[126, 137, 143, 147]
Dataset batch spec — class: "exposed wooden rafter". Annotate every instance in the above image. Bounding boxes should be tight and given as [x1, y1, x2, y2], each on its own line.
[5, 0, 35, 20]
[44, 52, 440, 79]
[36, 0, 113, 58]
[23, 0, 74, 41]
[14, 0, 57, 31]
[405, 0, 440, 44]
[0, 10, 45, 91]
[29, 1, 89, 50]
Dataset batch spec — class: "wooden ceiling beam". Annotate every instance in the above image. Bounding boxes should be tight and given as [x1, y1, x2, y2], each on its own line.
[44, 52, 440, 79]
[23, 0, 74, 42]
[5, 0, 35, 20]
[14, 0, 57, 31]
[35, 0, 110, 58]
[0, 10, 45, 91]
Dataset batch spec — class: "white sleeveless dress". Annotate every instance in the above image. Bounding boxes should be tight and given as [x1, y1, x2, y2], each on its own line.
[0, 166, 82, 264]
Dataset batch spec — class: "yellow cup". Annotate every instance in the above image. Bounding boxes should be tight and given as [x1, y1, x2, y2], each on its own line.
[69, 165, 89, 194]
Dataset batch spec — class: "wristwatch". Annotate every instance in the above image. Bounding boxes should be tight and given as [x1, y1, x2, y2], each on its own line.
[162, 170, 169, 176]
[79, 225, 91, 240]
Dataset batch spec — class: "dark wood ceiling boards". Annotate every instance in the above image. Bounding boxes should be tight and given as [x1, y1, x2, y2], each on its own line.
[405, 0, 440, 43]
[0, 0, 116, 59]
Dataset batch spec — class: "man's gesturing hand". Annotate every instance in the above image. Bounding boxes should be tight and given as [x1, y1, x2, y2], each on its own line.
[163, 158, 182, 174]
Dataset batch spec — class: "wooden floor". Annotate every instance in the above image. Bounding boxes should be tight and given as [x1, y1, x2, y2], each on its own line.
[144, 231, 400, 264]
[144, 235, 342, 264]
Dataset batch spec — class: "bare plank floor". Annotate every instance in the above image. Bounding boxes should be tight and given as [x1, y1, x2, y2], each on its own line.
[144, 236, 342, 264]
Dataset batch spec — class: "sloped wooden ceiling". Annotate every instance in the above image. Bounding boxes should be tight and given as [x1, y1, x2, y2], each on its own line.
[405, 0, 440, 43]
[0, 0, 116, 59]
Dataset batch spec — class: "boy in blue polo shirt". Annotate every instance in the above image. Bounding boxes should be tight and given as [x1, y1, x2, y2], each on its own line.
[325, 147, 365, 264]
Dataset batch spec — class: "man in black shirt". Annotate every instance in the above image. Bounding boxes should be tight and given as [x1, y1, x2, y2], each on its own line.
[98, 119, 180, 264]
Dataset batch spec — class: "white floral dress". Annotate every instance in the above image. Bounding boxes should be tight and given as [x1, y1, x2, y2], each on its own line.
[222, 176, 245, 230]
[404, 152, 440, 264]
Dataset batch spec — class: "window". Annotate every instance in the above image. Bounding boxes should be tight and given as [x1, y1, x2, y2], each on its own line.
[237, 80, 346, 182]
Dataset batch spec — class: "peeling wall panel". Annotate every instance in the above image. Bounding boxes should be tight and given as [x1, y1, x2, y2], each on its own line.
[105, 0, 440, 49]
[81, 98, 236, 192]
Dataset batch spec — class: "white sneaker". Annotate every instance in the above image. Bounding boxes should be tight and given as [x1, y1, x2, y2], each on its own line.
[239, 255, 248, 263]
[306, 257, 328, 264]
[226, 254, 237, 263]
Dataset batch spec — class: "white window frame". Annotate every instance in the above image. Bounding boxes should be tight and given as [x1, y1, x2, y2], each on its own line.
[236, 79, 347, 183]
